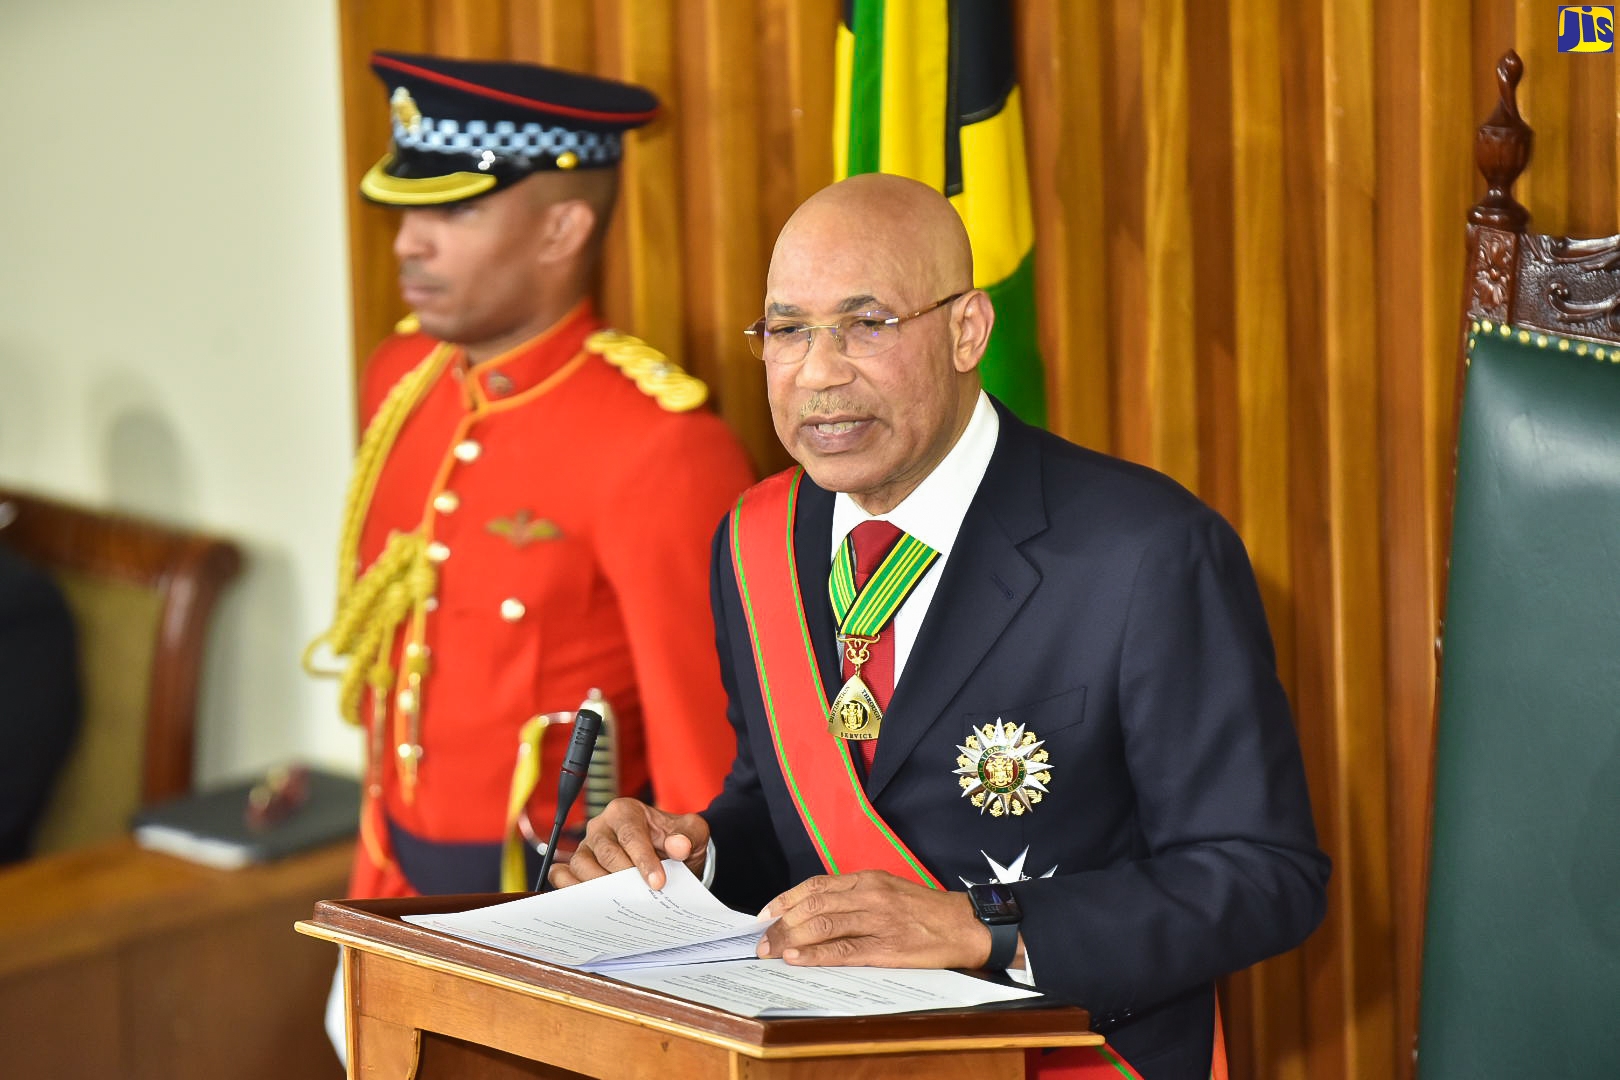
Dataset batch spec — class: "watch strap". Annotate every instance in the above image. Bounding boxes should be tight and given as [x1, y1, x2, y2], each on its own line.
[984, 919, 1019, 969]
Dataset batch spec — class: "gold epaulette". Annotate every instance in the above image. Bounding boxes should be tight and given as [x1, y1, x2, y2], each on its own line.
[586, 330, 709, 412]
[395, 311, 421, 334]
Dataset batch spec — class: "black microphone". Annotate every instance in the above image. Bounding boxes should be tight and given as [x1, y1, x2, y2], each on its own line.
[533, 707, 603, 891]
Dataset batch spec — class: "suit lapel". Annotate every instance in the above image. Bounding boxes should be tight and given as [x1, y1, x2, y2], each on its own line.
[865, 405, 1048, 800]
[791, 478, 843, 699]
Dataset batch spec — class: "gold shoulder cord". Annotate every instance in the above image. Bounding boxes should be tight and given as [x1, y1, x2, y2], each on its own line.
[302, 343, 452, 735]
[586, 329, 709, 412]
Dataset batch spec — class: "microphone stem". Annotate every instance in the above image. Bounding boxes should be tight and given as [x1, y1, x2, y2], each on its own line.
[534, 814, 567, 892]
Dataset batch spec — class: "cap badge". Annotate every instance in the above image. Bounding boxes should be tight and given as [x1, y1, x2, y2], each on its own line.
[955, 719, 1053, 818]
[390, 87, 423, 135]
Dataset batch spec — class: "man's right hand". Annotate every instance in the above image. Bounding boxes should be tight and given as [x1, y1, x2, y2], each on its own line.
[549, 797, 711, 891]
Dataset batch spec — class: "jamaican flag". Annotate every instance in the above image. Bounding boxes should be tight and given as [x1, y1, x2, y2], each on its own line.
[835, 0, 1047, 427]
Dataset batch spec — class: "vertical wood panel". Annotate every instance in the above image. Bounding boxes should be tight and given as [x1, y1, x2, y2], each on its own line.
[673, 0, 774, 473]
[431, 0, 507, 56]
[593, 0, 685, 361]
[1322, 2, 1396, 1077]
[1569, 47, 1620, 236]
[338, 0, 431, 391]
[1372, 3, 1424, 1075]
[334, 5, 1620, 1077]
[1514, 0, 1572, 231]
[1404, 0, 1475, 1072]
[1104, 3, 1149, 466]
[507, 1, 593, 69]
[1186, 0, 1239, 518]
[1227, 1, 1303, 1075]
[1141, 0, 1199, 489]
[1020, 0, 1112, 453]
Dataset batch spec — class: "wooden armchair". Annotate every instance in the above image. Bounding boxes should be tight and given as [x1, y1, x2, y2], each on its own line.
[0, 487, 242, 853]
[1417, 51, 1620, 1078]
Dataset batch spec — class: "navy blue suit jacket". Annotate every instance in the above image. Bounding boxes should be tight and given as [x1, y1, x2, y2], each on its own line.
[702, 400, 1329, 1080]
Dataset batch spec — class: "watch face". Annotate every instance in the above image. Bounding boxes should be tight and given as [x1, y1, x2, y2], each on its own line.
[971, 882, 1022, 923]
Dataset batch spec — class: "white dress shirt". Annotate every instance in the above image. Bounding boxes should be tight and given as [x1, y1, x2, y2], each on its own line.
[829, 391, 1000, 682]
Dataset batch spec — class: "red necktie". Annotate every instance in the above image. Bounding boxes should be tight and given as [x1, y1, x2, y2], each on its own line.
[843, 520, 902, 769]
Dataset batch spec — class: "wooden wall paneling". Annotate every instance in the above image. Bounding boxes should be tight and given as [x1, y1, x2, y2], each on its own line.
[338, 0, 432, 390]
[1102, 1, 1149, 467]
[1185, 0, 1239, 519]
[432, 0, 509, 56]
[1139, 0, 1199, 491]
[1513, 0, 1572, 232]
[1401, 1, 1476, 1075]
[753, 0, 839, 224]
[1017, 0, 1112, 454]
[749, 0, 838, 478]
[592, 0, 686, 365]
[1371, 0, 1431, 1073]
[673, 0, 775, 474]
[1275, 0, 1345, 1076]
[1226, 0, 1305, 1075]
[507, 0, 595, 69]
[1321, 1, 1397, 1077]
[1568, 46, 1619, 236]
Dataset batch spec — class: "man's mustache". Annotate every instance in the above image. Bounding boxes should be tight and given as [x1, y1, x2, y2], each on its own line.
[398, 262, 447, 290]
[797, 394, 870, 420]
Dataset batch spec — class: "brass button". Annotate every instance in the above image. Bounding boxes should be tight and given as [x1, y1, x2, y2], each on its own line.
[487, 372, 514, 396]
[396, 688, 418, 714]
[453, 439, 481, 462]
[500, 598, 526, 622]
[433, 491, 460, 514]
[424, 596, 440, 612]
[427, 541, 450, 563]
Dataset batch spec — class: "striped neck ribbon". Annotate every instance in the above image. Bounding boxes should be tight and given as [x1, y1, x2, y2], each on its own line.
[828, 531, 939, 639]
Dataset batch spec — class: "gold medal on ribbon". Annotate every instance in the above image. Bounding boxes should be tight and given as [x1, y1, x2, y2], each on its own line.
[825, 532, 939, 745]
[829, 634, 882, 740]
[829, 677, 882, 739]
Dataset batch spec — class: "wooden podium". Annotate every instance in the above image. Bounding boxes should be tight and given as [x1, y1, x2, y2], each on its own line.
[298, 894, 1101, 1079]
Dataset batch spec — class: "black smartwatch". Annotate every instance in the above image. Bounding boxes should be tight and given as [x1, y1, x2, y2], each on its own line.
[967, 882, 1023, 970]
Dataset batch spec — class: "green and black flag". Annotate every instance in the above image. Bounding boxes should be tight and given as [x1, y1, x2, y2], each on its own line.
[835, 0, 1047, 427]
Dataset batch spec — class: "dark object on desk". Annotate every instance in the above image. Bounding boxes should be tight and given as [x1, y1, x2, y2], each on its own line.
[132, 765, 360, 870]
[0, 540, 81, 865]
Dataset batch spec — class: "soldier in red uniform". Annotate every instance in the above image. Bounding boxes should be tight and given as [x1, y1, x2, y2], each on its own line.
[307, 51, 755, 901]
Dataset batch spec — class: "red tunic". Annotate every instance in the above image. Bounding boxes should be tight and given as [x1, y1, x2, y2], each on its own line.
[347, 301, 755, 897]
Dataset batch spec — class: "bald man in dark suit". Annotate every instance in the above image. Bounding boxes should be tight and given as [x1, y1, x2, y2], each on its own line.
[556, 175, 1329, 1080]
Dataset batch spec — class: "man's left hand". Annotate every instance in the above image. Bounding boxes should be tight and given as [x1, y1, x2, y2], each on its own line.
[756, 870, 997, 969]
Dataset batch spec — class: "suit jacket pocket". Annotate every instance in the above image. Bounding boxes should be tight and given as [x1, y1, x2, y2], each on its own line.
[962, 684, 1087, 736]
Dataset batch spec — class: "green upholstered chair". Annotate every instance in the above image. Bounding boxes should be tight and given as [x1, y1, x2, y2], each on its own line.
[0, 487, 241, 854]
[1417, 51, 1620, 1078]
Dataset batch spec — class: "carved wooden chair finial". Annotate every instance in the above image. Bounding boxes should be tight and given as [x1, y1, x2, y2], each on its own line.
[1469, 49, 1532, 231]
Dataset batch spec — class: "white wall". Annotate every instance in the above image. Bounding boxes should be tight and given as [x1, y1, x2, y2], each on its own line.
[0, 0, 362, 783]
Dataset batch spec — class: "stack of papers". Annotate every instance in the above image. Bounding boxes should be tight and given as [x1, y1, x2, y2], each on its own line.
[406, 859, 772, 972]
[403, 861, 1041, 1018]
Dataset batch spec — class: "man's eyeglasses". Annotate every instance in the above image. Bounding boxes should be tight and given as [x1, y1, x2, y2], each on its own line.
[743, 292, 965, 364]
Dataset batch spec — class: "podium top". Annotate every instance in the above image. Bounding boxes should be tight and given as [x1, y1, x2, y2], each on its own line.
[298, 892, 1100, 1059]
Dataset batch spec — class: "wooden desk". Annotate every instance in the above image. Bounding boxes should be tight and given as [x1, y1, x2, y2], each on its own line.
[0, 837, 351, 1080]
[300, 894, 1101, 1079]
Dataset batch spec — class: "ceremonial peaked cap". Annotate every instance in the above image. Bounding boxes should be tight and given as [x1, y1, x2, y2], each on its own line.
[360, 50, 660, 207]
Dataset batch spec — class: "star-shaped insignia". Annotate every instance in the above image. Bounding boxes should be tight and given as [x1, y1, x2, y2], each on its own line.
[486, 509, 561, 548]
[955, 718, 1054, 817]
[959, 846, 1059, 888]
